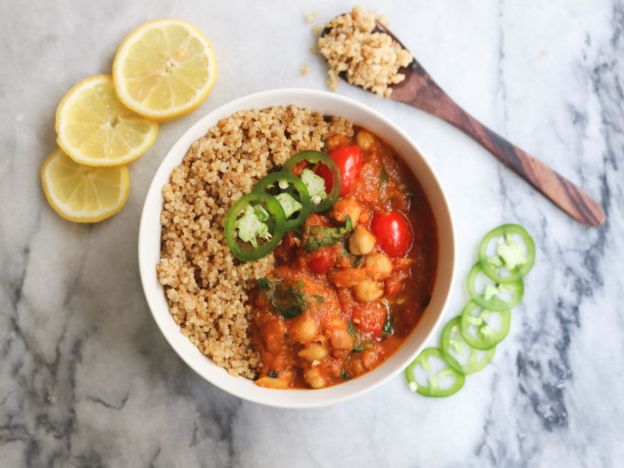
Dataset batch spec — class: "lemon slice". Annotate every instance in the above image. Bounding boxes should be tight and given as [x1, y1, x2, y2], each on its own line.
[56, 75, 159, 167]
[113, 18, 218, 121]
[41, 148, 130, 223]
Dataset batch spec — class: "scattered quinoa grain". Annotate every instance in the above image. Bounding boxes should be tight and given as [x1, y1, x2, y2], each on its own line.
[304, 11, 317, 23]
[300, 64, 309, 76]
[317, 6, 413, 97]
[157, 106, 353, 378]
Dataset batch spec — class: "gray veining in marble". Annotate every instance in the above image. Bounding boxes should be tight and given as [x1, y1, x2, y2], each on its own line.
[1, 0, 623, 467]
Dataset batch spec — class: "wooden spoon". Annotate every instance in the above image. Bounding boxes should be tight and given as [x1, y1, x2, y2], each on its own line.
[323, 22, 605, 227]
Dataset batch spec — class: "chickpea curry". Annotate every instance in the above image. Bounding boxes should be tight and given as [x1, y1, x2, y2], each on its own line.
[223, 128, 438, 389]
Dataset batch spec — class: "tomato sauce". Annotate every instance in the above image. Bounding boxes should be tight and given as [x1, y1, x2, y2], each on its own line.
[251, 128, 438, 389]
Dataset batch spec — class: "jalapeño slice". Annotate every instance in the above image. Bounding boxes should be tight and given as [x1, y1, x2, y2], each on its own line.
[224, 192, 286, 262]
[460, 301, 511, 350]
[440, 316, 496, 375]
[253, 171, 311, 231]
[283, 151, 341, 212]
[479, 224, 535, 283]
[405, 347, 465, 397]
[467, 263, 524, 311]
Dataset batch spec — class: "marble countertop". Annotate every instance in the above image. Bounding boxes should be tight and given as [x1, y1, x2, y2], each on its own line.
[1, 0, 623, 466]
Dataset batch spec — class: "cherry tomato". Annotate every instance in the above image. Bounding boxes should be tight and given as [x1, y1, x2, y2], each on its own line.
[307, 246, 337, 274]
[353, 303, 387, 337]
[371, 211, 413, 257]
[317, 145, 363, 196]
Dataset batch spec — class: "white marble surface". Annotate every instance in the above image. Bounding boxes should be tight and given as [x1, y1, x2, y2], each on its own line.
[1, 0, 623, 466]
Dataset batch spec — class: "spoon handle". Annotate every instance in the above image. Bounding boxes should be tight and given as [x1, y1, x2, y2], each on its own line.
[391, 63, 605, 227]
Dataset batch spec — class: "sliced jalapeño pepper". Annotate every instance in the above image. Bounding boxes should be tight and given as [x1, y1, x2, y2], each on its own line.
[224, 192, 286, 262]
[467, 263, 524, 311]
[460, 301, 511, 350]
[405, 347, 465, 397]
[479, 224, 535, 283]
[440, 316, 495, 375]
[252, 171, 311, 231]
[283, 151, 341, 212]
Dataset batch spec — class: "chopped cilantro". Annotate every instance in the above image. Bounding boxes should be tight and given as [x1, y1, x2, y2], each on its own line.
[259, 278, 307, 319]
[353, 340, 372, 353]
[347, 321, 372, 352]
[347, 321, 357, 338]
[302, 217, 354, 251]
[381, 314, 394, 339]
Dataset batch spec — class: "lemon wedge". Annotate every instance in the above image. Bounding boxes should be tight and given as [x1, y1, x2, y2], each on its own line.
[41, 148, 130, 223]
[55, 75, 159, 167]
[112, 18, 217, 121]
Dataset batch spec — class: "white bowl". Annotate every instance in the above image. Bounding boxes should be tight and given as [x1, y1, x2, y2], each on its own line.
[139, 88, 455, 408]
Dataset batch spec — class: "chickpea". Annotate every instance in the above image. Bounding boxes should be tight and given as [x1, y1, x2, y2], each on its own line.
[331, 199, 362, 227]
[350, 358, 365, 376]
[304, 368, 327, 389]
[298, 343, 328, 361]
[349, 226, 376, 255]
[289, 316, 318, 344]
[356, 130, 375, 150]
[330, 329, 354, 350]
[358, 208, 372, 225]
[353, 279, 384, 302]
[365, 253, 393, 280]
[327, 268, 368, 288]
[361, 348, 380, 370]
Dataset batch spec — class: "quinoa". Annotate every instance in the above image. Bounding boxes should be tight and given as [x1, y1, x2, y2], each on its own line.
[304, 11, 317, 24]
[157, 106, 353, 378]
[317, 6, 413, 97]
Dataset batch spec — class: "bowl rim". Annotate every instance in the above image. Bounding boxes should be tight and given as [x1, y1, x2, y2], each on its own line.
[138, 88, 455, 408]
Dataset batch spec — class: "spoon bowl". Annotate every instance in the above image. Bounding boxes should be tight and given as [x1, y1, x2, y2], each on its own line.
[322, 19, 605, 227]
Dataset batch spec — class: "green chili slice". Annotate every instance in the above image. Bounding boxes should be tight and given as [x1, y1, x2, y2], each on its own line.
[283, 151, 341, 212]
[223, 192, 286, 262]
[405, 348, 465, 397]
[460, 301, 511, 350]
[479, 224, 535, 283]
[440, 317, 495, 374]
[252, 171, 311, 231]
[467, 263, 524, 311]
[405, 222, 537, 398]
